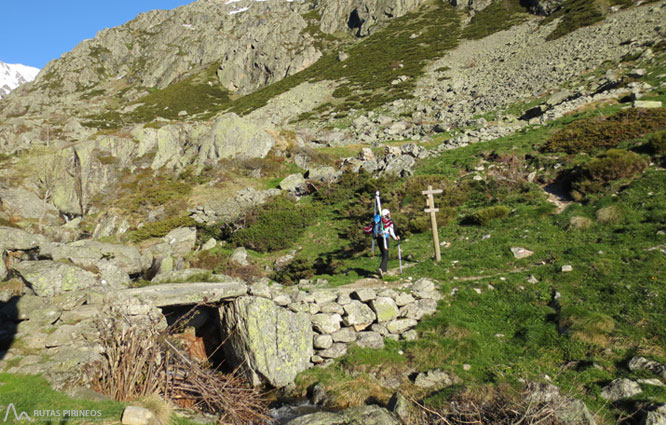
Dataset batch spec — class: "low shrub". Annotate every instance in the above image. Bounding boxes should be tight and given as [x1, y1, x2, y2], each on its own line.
[272, 256, 316, 285]
[231, 196, 316, 253]
[596, 205, 624, 224]
[568, 216, 594, 230]
[466, 205, 511, 225]
[569, 149, 648, 199]
[646, 130, 666, 165]
[408, 207, 457, 233]
[559, 307, 615, 348]
[542, 108, 666, 154]
[128, 216, 196, 243]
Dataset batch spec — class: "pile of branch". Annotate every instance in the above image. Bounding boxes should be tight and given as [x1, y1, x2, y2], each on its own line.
[83, 305, 269, 425]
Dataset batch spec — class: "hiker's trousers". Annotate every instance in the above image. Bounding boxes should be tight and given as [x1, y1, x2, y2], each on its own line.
[379, 238, 390, 273]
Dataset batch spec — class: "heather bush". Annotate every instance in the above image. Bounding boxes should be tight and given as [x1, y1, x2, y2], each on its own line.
[466, 205, 511, 225]
[542, 108, 666, 154]
[569, 149, 647, 199]
[231, 195, 315, 252]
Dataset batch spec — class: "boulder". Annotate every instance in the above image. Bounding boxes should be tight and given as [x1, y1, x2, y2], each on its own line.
[230, 247, 250, 267]
[352, 288, 377, 302]
[314, 334, 333, 350]
[369, 297, 400, 322]
[629, 356, 666, 380]
[0, 226, 49, 251]
[41, 240, 144, 275]
[221, 296, 313, 387]
[511, 247, 534, 259]
[356, 331, 385, 349]
[13, 260, 98, 297]
[121, 406, 159, 425]
[162, 227, 197, 256]
[306, 166, 339, 183]
[331, 327, 357, 343]
[527, 382, 597, 425]
[280, 173, 306, 192]
[311, 313, 342, 334]
[284, 405, 402, 425]
[343, 301, 377, 330]
[634, 100, 663, 109]
[645, 404, 666, 425]
[600, 378, 642, 402]
[414, 369, 453, 388]
[0, 186, 59, 224]
[0, 252, 6, 281]
[318, 343, 347, 359]
[386, 319, 417, 334]
[92, 211, 130, 239]
[400, 299, 437, 320]
[118, 281, 247, 307]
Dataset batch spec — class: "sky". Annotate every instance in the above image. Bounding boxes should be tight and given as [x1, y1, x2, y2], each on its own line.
[1, 1, 194, 69]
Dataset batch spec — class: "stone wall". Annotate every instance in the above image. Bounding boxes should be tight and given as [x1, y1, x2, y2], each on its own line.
[246, 278, 441, 367]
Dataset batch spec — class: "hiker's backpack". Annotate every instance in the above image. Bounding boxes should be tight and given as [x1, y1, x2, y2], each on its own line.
[364, 215, 385, 238]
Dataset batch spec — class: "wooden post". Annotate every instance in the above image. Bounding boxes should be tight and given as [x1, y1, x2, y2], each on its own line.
[422, 185, 443, 262]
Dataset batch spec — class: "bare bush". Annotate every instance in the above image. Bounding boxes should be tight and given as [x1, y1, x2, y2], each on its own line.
[83, 305, 269, 425]
[409, 385, 577, 425]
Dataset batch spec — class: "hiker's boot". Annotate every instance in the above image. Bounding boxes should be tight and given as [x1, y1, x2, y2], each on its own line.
[377, 268, 383, 279]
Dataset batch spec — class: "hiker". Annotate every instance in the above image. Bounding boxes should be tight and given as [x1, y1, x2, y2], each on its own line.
[377, 209, 399, 278]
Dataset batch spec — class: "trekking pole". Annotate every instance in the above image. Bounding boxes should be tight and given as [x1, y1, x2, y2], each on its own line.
[375, 191, 387, 250]
[371, 192, 377, 257]
[398, 242, 403, 274]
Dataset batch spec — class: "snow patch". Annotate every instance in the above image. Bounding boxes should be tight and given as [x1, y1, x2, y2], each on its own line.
[229, 6, 249, 14]
[0, 60, 40, 98]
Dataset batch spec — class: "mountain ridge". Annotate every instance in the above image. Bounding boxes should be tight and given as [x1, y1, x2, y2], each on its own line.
[0, 61, 40, 99]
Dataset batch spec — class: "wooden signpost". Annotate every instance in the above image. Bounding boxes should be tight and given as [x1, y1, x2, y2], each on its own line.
[422, 185, 443, 262]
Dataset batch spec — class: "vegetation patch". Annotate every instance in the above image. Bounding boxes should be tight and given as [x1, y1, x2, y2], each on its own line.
[231, 195, 316, 253]
[465, 205, 511, 225]
[543, 0, 608, 41]
[462, 0, 528, 40]
[542, 108, 666, 154]
[567, 149, 648, 199]
[0, 373, 125, 424]
[127, 215, 196, 243]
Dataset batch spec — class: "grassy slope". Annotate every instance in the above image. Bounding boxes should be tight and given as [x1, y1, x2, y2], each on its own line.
[287, 87, 666, 423]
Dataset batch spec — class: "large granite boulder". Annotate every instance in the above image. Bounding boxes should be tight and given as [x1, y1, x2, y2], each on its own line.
[13, 260, 99, 297]
[0, 186, 59, 224]
[40, 240, 144, 275]
[221, 296, 313, 387]
[0, 226, 49, 251]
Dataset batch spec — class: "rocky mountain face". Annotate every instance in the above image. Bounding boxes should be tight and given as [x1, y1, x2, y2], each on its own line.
[0, 61, 39, 99]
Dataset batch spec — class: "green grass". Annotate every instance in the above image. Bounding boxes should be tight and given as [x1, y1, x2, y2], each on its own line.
[267, 95, 666, 421]
[0, 374, 125, 423]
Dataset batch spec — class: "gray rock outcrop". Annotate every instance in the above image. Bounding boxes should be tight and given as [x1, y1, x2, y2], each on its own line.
[13, 260, 99, 297]
[600, 378, 643, 401]
[41, 240, 144, 275]
[221, 296, 314, 387]
[284, 405, 402, 425]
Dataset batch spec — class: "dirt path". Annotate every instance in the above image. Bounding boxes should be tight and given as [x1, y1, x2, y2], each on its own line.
[544, 182, 573, 214]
